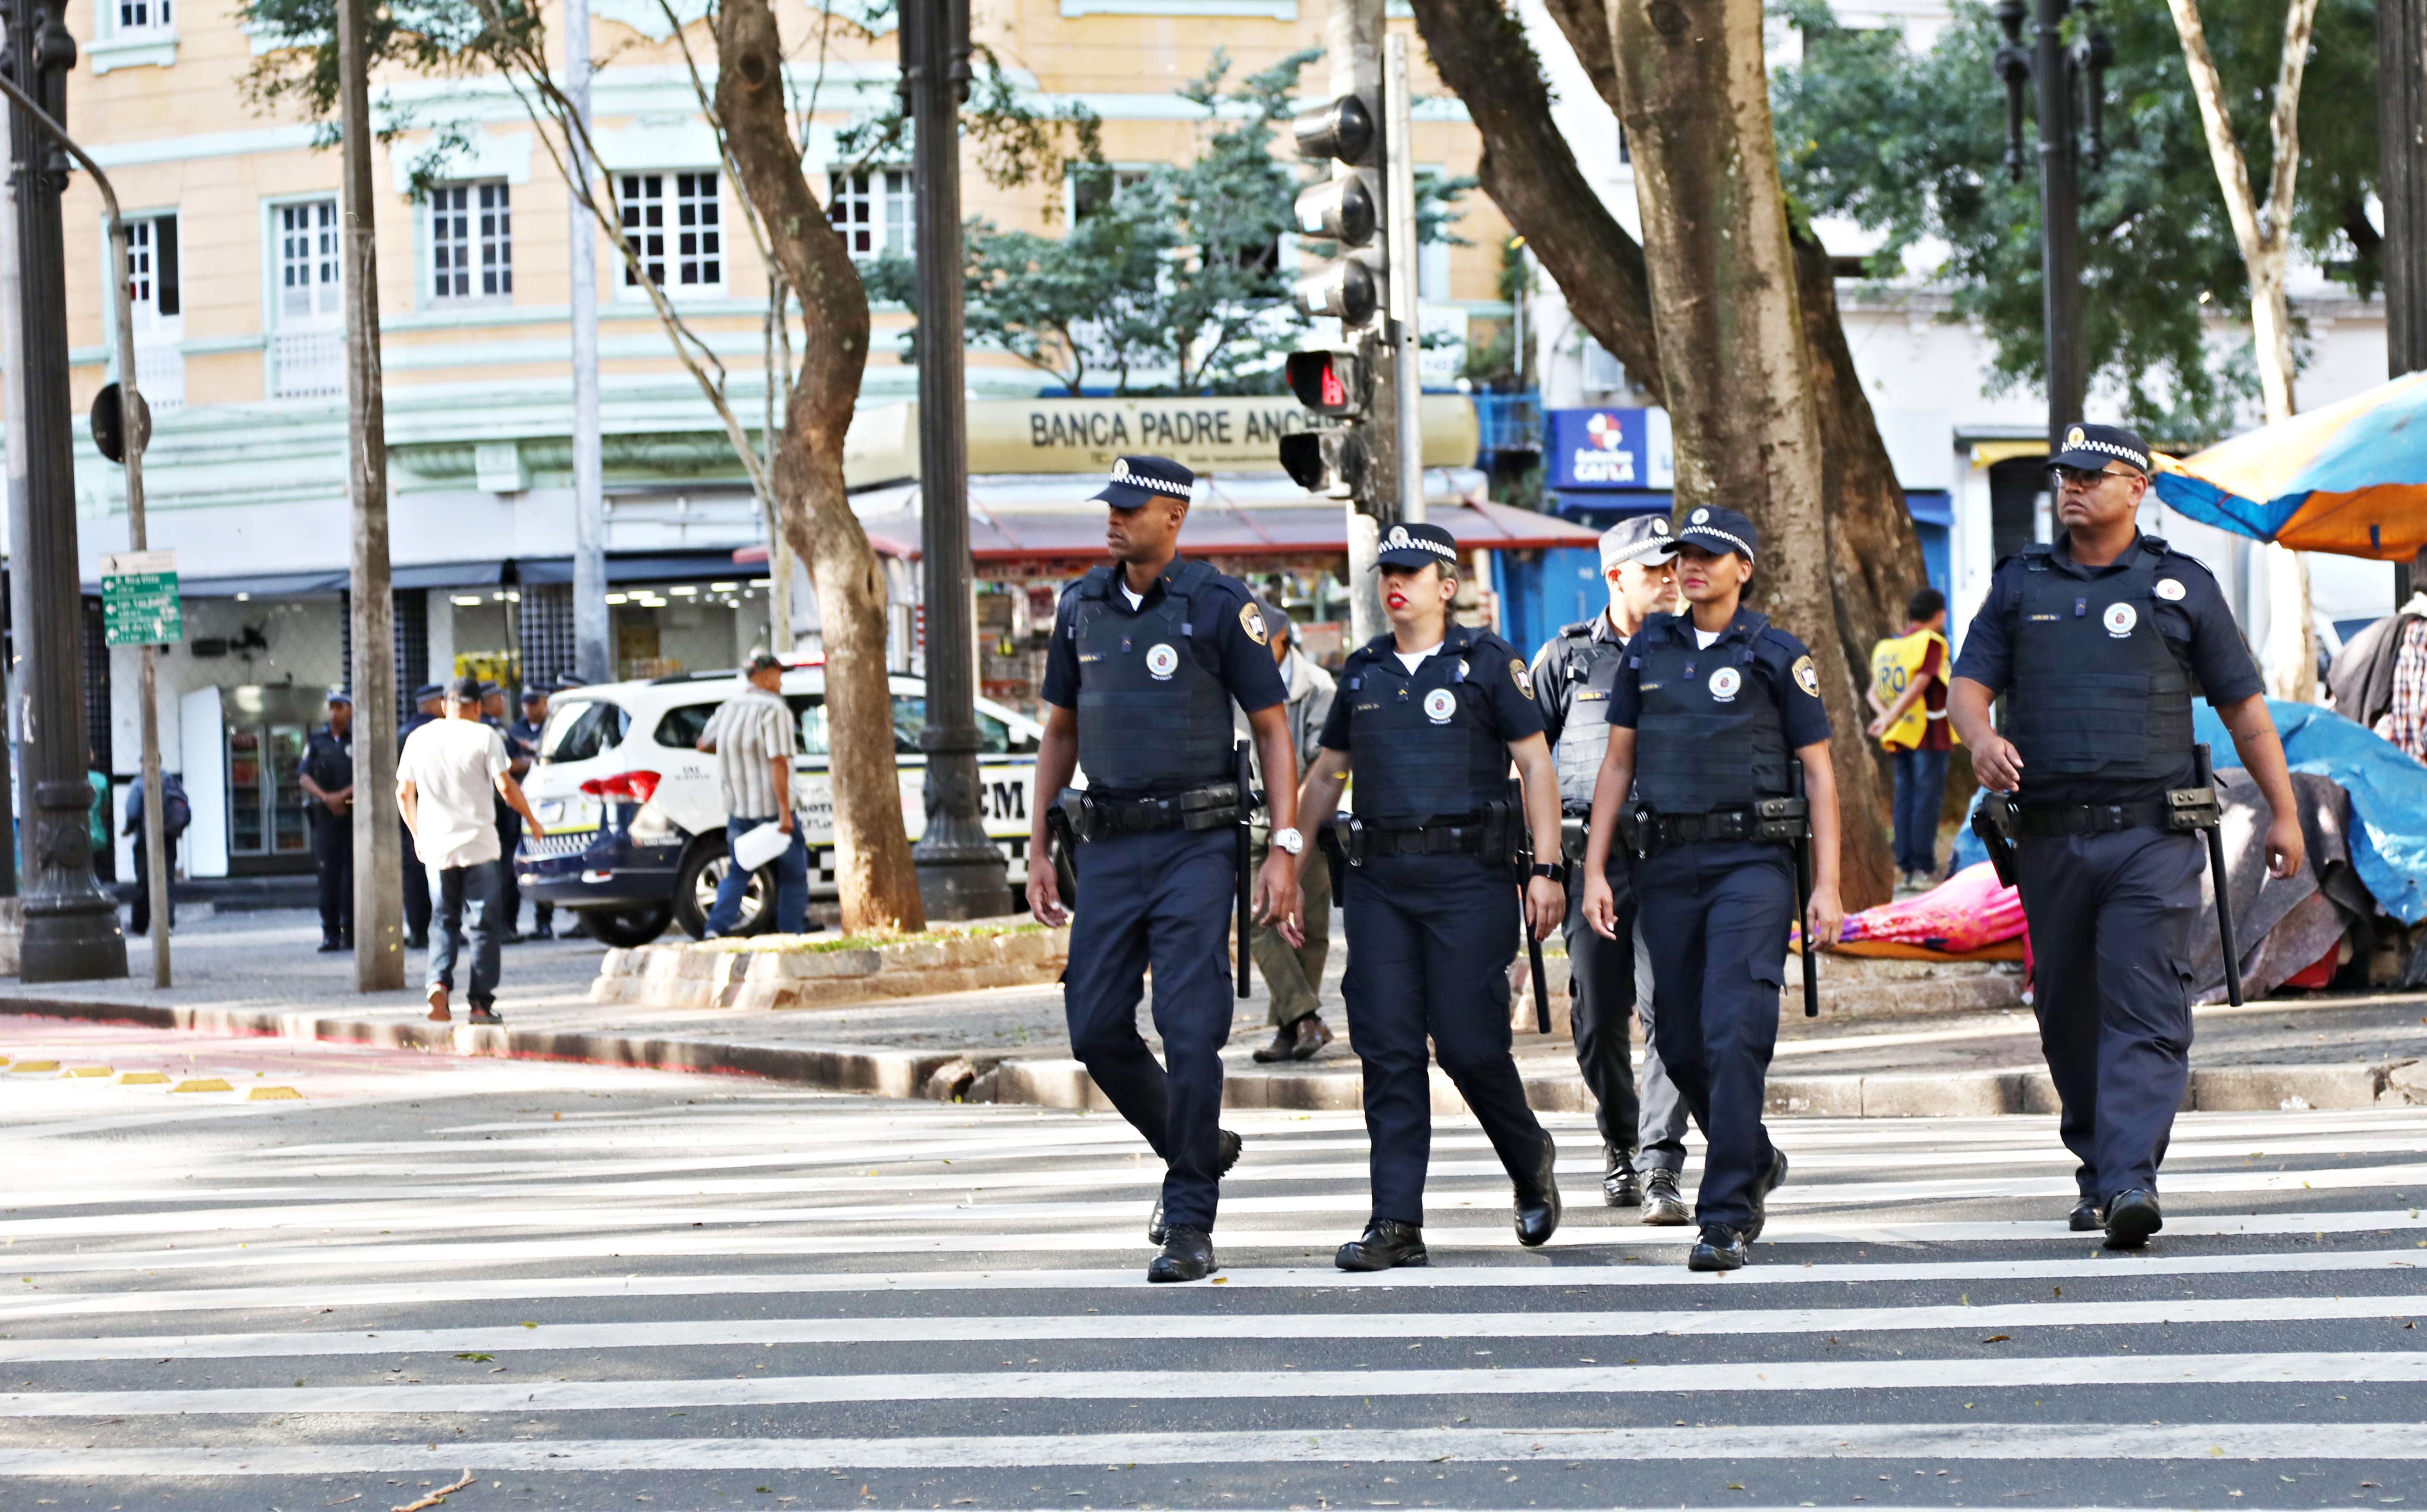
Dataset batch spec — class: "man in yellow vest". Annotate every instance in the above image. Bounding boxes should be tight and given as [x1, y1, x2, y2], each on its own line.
[1867, 587, 1955, 890]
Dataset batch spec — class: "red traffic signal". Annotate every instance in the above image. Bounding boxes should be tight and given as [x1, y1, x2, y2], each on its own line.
[1285, 351, 1370, 417]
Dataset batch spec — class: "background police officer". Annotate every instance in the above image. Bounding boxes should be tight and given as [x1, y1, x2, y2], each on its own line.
[298, 691, 356, 953]
[509, 687, 555, 941]
[1529, 515, 1693, 1219]
[1025, 455, 1305, 1285]
[1241, 596, 1340, 1064]
[1294, 522, 1567, 1273]
[1948, 422, 2302, 1250]
[400, 682, 443, 948]
[1581, 506, 1843, 1272]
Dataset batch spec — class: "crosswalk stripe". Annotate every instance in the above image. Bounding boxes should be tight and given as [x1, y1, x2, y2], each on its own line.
[11, 1292, 2422, 1364]
[15, 1351, 2427, 1418]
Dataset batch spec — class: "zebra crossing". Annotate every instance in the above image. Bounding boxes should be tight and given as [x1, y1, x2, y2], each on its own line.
[0, 1065, 2424, 1509]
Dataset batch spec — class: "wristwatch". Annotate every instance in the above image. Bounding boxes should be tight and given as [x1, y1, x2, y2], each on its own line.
[1531, 861, 1568, 885]
[1270, 826, 1305, 856]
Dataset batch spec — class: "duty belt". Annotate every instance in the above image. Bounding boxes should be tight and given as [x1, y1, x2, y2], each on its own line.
[2012, 785, 2220, 839]
[1053, 783, 1239, 842]
[1626, 798, 1808, 858]
[1362, 820, 1491, 858]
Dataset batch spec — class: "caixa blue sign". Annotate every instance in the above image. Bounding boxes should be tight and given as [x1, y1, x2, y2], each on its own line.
[1547, 408, 1673, 491]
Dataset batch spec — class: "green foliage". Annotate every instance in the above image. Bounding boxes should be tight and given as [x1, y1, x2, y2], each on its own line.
[1771, 0, 2378, 442]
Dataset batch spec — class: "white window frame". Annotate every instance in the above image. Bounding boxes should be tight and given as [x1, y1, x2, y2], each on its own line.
[267, 197, 344, 400]
[429, 180, 513, 304]
[1065, 163, 1153, 224]
[617, 171, 724, 297]
[115, 0, 172, 33]
[90, 0, 178, 69]
[826, 167, 913, 262]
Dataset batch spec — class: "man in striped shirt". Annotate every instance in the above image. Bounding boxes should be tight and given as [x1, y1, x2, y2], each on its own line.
[695, 653, 810, 935]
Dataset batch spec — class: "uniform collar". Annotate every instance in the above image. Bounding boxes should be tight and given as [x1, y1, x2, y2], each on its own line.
[1593, 610, 1626, 646]
[1112, 556, 1187, 606]
[1661, 606, 1765, 644]
[2049, 529, 2149, 577]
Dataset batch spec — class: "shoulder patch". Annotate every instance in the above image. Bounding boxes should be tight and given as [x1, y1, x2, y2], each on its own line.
[1792, 654, 1820, 697]
[1509, 657, 1531, 697]
[1239, 601, 1269, 645]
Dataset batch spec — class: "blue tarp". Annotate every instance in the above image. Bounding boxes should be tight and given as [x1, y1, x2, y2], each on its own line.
[1944, 697, 2427, 923]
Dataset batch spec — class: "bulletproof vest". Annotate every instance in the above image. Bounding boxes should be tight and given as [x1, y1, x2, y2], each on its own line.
[1341, 630, 1513, 828]
[1070, 560, 1239, 793]
[1546, 622, 1624, 810]
[2006, 538, 2195, 785]
[1630, 617, 1789, 814]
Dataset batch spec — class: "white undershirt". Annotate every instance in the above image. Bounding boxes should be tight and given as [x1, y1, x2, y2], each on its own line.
[1121, 585, 1143, 611]
[1394, 640, 1444, 675]
[1693, 627, 1723, 650]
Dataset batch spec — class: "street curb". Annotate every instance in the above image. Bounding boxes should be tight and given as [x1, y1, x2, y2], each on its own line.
[1, 994, 2418, 1116]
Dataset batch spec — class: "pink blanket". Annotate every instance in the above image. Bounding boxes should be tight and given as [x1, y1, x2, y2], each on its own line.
[1838, 862, 2027, 953]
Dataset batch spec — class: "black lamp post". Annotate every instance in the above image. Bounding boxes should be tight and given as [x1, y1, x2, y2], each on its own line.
[901, 0, 1011, 920]
[5, 0, 128, 982]
[1994, 0, 2111, 453]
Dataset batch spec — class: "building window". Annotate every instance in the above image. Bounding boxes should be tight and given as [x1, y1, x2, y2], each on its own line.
[430, 182, 511, 302]
[125, 214, 184, 410]
[619, 171, 721, 290]
[827, 168, 912, 260]
[117, 0, 170, 30]
[1581, 336, 1626, 393]
[274, 199, 344, 399]
[1070, 165, 1151, 220]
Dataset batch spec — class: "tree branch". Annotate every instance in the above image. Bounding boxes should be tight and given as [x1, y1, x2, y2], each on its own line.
[2162, 0, 2265, 270]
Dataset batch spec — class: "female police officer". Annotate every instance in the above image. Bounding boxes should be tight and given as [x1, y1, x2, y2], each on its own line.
[1579, 506, 1843, 1272]
[1293, 522, 1567, 1271]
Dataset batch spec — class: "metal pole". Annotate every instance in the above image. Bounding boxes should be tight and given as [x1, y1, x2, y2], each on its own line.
[1333, 0, 1393, 643]
[2033, 0, 2083, 452]
[0, 101, 28, 900]
[904, 0, 1008, 919]
[2384, 0, 2427, 383]
[3, 0, 125, 981]
[1382, 33, 1423, 526]
[567, 0, 609, 685]
[338, 0, 403, 989]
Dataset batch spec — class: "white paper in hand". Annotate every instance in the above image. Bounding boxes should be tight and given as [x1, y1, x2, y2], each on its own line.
[731, 819, 791, 873]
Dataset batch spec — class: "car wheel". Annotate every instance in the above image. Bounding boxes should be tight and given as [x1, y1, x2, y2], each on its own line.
[580, 904, 673, 949]
[673, 839, 773, 940]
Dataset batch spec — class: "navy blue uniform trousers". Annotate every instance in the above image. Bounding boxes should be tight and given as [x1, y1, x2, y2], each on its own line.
[2013, 825, 2201, 1201]
[1633, 838, 1795, 1229]
[1063, 825, 1236, 1232]
[1341, 852, 1550, 1226]
[1561, 856, 1639, 1152]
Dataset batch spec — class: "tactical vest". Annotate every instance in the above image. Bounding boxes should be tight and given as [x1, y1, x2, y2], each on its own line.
[1070, 561, 1239, 794]
[1342, 631, 1514, 829]
[2006, 538, 2195, 786]
[1631, 617, 1789, 815]
[1547, 622, 1625, 810]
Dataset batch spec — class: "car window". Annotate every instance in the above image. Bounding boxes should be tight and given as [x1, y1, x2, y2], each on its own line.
[785, 694, 830, 757]
[891, 695, 1010, 755]
[541, 700, 629, 763]
[652, 703, 715, 750]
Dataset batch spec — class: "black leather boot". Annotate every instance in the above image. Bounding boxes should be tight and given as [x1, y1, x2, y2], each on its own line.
[1335, 1219, 1428, 1271]
[1688, 1223, 1750, 1271]
[1513, 1135, 1561, 1247]
[1147, 1226, 1216, 1282]
[1147, 1129, 1243, 1244]
[1601, 1142, 1641, 1207]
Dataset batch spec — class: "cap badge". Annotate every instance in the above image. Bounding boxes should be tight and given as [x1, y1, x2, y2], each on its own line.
[2155, 578, 2188, 602]
[1690, 508, 1711, 524]
[1386, 525, 1409, 548]
[1146, 643, 1180, 680]
[1239, 602, 1269, 646]
[1112, 458, 1132, 479]
[1651, 518, 1669, 534]
[1422, 688, 1457, 724]
[2103, 603, 2137, 638]
[2067, 426, 2086, 448]
[1708, 666, 1742, 702]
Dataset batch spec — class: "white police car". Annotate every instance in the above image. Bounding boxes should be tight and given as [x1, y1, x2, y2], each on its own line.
[517, 663, 1045, 945]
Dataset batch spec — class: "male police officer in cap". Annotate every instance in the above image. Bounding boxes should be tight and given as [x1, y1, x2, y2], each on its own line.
[1529, 515, 1693, 1219]
[1581, 505, 1844, 1271]
[1949, 422, 2302, 1250]
[1027, 455, 1306, 1284]
[400, 682, 445, 948]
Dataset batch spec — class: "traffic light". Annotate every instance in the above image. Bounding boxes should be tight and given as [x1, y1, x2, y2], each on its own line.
[1281, 351, 1369, 496]
[1285, 350, 1368, 416]
[1279, 430, 1367, 497]
[1290, 93, 1384, 332]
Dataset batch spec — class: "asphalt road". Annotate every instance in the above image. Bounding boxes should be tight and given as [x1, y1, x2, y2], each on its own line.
[0, 1017, 2424, 1511]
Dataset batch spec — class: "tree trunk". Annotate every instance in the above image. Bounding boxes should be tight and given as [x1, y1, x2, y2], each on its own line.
[1411, 0, 1901, 905]
[715, 0, 926, 934]
[1608, 0, 1894, 910]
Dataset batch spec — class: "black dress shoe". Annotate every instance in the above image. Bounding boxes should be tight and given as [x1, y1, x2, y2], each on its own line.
[1601, 1143, 1641, 1208]
[2069, 1198, 2104, 1232]
[316, 939, 345, 954]
[1513, 1135, 1562, 1248]
[1335, 1218, 1428, 1271]
[1250, 1025, 1299, 1063]
[2104, 1188, 2162, 1249]
[1743, 1147, 1790, 1242]
[1640, 1169, 1691, 1226]
[1146, 1226, 1216, 1282]
[1290, 1015, 1335, 1061]
[1148, 1129, 1245, 1244]
[407, 933, 429, 950]
[1688, 1222, 1750, 1271]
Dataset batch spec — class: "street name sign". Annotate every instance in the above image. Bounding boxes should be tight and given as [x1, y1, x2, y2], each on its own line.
[101, 549, 182, 647]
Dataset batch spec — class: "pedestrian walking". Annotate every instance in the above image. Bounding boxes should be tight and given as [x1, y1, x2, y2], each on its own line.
[298, 691, 356, 953]
[508, 686, 555, 940]
[1948, 422, 2303, 1250]
[397, 675, 546, 1025]
[694, 653, 813, 937]
[1528, 514, 1693, 1220]
[1867, 586, 1956, 889]
[399, 682, 442, 949]
[1025, 455, 1305, 1285]
[1242, 596, 1339, 1065]
[1293, 521, 1566, 1273]
[1581, 505, 1844, 1272]
[122, 771, 190, 937]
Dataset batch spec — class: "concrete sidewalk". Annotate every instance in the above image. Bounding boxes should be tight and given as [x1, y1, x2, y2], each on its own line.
[0, 905, 2422, 1116]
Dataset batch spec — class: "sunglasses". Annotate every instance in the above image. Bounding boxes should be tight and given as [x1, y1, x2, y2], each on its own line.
[2051, 464, 2140, 488]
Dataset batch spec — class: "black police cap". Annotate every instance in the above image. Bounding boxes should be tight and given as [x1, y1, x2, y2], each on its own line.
[1674, 505, 1760, 562]
[1375, 521, 1460, 570]
[2050, 422, 2151, 475]
[1090, 455, 1196, 510]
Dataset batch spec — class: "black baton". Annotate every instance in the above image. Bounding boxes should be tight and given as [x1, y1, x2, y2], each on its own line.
[2195, 743, 2244, 1007]
[1790, 758, 1819, 1017]
[1235, 739, 1253, 1000]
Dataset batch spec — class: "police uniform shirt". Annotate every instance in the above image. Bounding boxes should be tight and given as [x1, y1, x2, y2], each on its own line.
[1040, 558, 1290, 777]
[1951, 530, 2261, 803]
[507, 718, 545, 767]
[1531, 615, 1630, 810]
[1318, 625, 1547, 759]
[300, 723, 354, 812]
[1604, 609, 1832, 749]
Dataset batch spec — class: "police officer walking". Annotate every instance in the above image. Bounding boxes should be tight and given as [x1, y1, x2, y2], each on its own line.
[1243, 597, 1340, 1064]
[400, 682, 443, 949]
[509, 687, 555, 941]
[1529, 515, 1693, 1221]
[1025, 455, 1306, 1285]
[1293, 522, 1567, 1272]
[1581, 506, 1843, 1272]
[1948, 423, 2303, 1250]
[298, 691, 356, 953]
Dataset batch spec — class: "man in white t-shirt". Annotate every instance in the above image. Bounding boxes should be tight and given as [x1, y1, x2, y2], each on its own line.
[398, 675, 546, 1024]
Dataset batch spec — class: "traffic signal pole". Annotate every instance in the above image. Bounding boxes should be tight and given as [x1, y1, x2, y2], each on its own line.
[1382, 32, 1423, 526]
